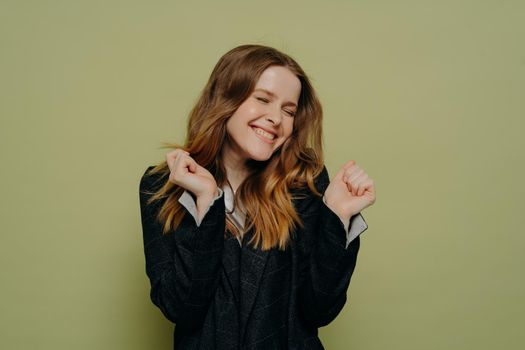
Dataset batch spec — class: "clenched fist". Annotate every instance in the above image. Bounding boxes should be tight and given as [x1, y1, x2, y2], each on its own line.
[323, 160, 376, 222]
[166, 149, 219, 200]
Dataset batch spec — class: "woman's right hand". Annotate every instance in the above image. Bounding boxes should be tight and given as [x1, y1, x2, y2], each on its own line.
[166, 149, 218, 200]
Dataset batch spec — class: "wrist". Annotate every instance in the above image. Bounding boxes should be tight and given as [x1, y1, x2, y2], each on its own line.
[194, 185, 218, 200]
[196, 187, 219, 207]
[322, 194, 356, 222]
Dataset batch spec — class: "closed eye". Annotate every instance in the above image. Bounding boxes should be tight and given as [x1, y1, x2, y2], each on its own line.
[256, 96, 295, 116]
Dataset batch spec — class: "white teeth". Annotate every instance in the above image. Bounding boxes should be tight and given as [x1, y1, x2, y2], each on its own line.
[253, 127, 275, 140]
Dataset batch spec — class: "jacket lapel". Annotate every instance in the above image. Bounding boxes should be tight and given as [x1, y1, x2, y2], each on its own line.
[221, 233, 241, 304]
[239, 227, 270, 343]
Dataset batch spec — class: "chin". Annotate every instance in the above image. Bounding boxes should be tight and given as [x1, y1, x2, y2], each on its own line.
[247, 152, 272, 162]
[249, 147, 283, 162]
[239, 138, 284, 162]
[242, 146, 273, 162]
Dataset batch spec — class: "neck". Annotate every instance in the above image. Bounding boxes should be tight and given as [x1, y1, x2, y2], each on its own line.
[221, 142, 249, 193]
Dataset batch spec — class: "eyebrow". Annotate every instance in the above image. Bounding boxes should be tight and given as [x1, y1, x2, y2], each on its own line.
[253, 88, 298, 108]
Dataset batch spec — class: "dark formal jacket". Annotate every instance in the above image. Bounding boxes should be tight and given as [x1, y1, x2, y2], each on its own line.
[139, 165, 368, 349]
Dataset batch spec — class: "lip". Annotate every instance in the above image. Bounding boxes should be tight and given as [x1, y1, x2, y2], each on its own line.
[251, 126, 277, 144]
[250, 124, 278, 137]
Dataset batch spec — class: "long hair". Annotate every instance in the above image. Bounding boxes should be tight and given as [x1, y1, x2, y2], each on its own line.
[143, 44, 325, 250]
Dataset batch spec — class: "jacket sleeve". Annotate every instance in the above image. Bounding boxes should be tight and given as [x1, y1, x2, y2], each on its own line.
[298, 165, 367, 327]
[178, 188, 224, 226]
[322, 194, 368, 248]
[138, 166, 225, 330]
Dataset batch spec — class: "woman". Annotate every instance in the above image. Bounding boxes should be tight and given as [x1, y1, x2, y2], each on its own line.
[139, 44, 376, 349]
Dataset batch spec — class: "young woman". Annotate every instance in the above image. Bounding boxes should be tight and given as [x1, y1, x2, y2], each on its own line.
[139, 44, 376, 349]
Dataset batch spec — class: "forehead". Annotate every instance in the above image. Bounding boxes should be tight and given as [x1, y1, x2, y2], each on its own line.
[254, 66, 301, 103]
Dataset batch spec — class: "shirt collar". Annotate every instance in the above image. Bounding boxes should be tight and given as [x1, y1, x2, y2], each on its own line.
[222, 184, 246, 230]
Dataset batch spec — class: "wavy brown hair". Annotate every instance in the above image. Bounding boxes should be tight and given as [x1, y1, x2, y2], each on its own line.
[142, 44, 325, 251]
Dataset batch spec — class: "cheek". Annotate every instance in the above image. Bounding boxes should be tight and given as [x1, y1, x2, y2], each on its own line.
[283, 119, 294, 138]
[230, 106, 257, 129]
[237, 102, 258, 117]
[225, 119, 242, 141]
[226, 110, 248, 131]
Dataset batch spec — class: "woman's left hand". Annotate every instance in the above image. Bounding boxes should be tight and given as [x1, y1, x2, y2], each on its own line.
[324, 160, 376, 221]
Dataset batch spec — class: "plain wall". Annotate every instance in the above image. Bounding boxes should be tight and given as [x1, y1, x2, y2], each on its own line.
[1, 0, 523, 349]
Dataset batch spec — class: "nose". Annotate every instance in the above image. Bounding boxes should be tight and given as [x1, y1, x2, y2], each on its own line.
[265, 105, 282, 125]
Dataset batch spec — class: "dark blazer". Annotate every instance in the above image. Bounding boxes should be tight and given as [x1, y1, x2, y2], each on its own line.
[139, 165, 365, 349]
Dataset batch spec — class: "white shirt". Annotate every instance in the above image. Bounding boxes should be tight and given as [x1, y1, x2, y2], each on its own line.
[178, 186, 367, 249]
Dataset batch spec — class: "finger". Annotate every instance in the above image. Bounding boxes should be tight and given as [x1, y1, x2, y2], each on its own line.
[168, 151, 184, 170]
[166, 151, 179, 169]
[346, 179, 355, 196]
[184, 156, 201, 175]
[355, 176, 368, 196]
[357, 178, 367, 196]
[367, 179, 376, 196]
[346, 168, 363, 183]
[179, 155, 196, 173]
[170, 151, 190, 172]
[348, 173, 363, 195]
[360, 179, 374, 196]
[343, 159, 356, 170]
[166, 149, 186, 164]
[335, 159, 356, 181]
[349, 178, 358, 196]
[169, 148, 186, 156]
[188, 161, 196, 173]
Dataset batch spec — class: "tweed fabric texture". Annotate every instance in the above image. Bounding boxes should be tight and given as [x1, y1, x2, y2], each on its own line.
[139, 165, 367, 349]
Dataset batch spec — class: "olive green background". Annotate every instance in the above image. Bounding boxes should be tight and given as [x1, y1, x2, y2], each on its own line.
[1, 0, 523, 349]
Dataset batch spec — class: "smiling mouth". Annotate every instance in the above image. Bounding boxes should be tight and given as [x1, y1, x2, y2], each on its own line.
[251, 126, 276, 142]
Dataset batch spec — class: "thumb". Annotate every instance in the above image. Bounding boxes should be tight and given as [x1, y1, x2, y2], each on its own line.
[188, 161, 197, 173]
[334, 160, 356, 182]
